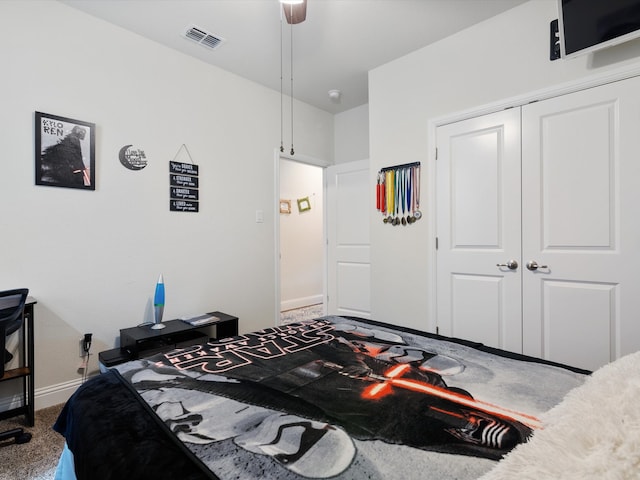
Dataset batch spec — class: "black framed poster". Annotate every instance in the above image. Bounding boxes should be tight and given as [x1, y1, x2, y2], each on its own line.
[35, 111, 96, 190]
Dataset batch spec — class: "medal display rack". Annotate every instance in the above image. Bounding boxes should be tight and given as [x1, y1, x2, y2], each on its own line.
[376, 162, 422, 226]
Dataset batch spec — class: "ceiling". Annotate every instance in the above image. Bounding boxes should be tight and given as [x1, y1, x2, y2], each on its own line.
[60, 0, 527, 114]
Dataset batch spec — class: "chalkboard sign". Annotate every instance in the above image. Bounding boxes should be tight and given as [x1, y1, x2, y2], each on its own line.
[170, 200, 199, 212]
[170, 162, 199, 176]
[170, 174, 199, 188]
[170, 187, 199, 201]
[169, 161, 199, 212]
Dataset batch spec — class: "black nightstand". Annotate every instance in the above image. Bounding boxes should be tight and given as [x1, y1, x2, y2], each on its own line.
[99, 311, 238, 368]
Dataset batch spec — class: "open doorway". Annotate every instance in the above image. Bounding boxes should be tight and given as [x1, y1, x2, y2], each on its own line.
[278, 157, 325, 324]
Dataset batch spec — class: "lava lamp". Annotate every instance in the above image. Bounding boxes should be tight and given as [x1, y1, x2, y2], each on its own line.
[151, 274, 166, 330]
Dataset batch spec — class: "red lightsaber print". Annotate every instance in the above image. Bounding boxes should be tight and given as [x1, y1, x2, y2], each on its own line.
[362, 364, 542, 430]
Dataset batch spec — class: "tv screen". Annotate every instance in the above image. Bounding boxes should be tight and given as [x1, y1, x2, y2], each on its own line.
[559, 0, 640, 58]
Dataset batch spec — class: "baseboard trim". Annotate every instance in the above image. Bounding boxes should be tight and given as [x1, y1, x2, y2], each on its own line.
[35, 378, 84, 410]
[281, 294, 323, 312]
[0, 378, 81, 413]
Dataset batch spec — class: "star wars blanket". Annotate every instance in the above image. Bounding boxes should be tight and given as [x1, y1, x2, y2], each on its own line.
[57, 316, 588, 480]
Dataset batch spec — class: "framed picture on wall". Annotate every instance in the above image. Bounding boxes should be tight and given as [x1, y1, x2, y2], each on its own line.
[297, 197, 311, 212]
[280, 199, 291, 214]
[35, 112, 96, 190]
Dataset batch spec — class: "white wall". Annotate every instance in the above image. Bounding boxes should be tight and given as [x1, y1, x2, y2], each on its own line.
[334, 104, 369, 164]
[0, 0, 333, 408]
[368, 0, 640, 332]
[279, 160, 323, 311]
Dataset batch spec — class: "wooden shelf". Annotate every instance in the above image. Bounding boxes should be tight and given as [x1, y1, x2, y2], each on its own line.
[0, 367, 30, 381]
[0, 298, 36, 427]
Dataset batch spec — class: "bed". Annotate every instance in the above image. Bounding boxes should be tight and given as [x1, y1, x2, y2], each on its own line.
[53, 315, 597, 480]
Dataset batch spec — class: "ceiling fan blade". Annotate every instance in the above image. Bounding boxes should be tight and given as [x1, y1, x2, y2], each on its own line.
[283, 0, 307, 24]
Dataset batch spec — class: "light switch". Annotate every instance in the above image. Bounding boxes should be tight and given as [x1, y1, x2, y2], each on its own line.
[255, 210, 264, 223]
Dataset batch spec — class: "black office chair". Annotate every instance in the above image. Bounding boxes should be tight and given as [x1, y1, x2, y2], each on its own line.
[0, 288, 32, 445]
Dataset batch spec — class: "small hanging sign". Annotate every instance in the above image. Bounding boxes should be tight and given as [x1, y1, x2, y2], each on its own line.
[169, 173, 199, 188]
[169, 165, 199, 211]
[170, 199, 199, 212]
[170, 187, 199, 201]
[170, 162, 199, 176]
[169, 145, 199, 213]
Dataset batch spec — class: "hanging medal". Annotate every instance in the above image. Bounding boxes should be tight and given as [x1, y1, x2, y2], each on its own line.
[382, 170, 389, 223]
[379, 172, 386, 215]
[400, 168, 407, 225]
[376, 172, 381, 211]
[385, 169, 395, 224]
[394, 168, 401, 225]
[408, 165, 416, 224]
[413, 164, 422, 221]
[405, 166, 413, 224]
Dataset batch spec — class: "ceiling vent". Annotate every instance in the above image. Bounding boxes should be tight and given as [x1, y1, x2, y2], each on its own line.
[182, 25, 225, 50]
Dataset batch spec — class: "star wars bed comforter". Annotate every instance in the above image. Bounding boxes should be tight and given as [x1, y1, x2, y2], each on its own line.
[54, 316, 588, 480]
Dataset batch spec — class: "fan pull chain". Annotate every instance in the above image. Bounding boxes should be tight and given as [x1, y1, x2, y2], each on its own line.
[279, 10, 284, 153]
[290, 3, 295, 156]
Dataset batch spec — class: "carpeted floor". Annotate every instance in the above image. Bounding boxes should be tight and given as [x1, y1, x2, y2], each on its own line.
[0, 403, 65, 480]
[280, 303, 324, 324]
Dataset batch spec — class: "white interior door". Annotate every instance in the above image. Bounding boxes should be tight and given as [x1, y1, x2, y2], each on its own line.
[436, 109, 522, 352]
[326, 160, 371, 318]
[521, 77, 640, 371]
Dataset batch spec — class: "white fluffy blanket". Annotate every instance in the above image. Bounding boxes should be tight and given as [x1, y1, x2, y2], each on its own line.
[480, 351, 640, 480]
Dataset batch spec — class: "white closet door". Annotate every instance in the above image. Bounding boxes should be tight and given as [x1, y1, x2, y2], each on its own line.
[521, 77, 640, 371]
[436, 109, 522, 352]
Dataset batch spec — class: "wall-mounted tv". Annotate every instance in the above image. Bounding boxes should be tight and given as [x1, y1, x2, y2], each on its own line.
[558, 0, 640, 58]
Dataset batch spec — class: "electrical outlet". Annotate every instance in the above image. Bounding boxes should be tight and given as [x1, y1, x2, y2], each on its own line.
[83, 333, 92, 352]
[78, 333, 93, 375]
[79, 333, 93, 357]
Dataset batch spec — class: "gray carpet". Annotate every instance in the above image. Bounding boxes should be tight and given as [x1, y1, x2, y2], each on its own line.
[280, 304, 323, 324]
[0, 403, 65, 480]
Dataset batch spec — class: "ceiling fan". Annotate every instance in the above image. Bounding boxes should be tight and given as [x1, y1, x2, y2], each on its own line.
[281, 0, 307, 24]
[279, 0, 307, 155]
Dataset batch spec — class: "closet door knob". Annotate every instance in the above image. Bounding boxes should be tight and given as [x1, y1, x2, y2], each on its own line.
[526, 260, 548, 271]
[496, 260, 518, 270]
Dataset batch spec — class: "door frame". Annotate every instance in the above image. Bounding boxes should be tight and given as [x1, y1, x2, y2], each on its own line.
[427, 63, 640, 333]
[273, 149, 330, 326]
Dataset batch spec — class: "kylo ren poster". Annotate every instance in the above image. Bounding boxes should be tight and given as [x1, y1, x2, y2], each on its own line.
[35, 111, 95, 190]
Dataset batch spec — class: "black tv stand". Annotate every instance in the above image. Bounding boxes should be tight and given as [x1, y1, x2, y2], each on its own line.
[99, 311, 238, 368]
